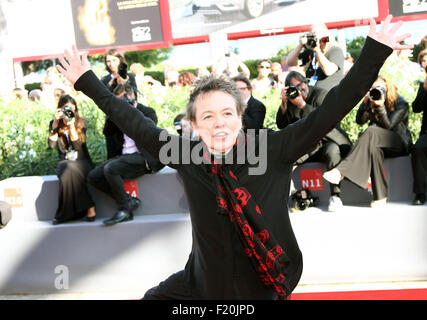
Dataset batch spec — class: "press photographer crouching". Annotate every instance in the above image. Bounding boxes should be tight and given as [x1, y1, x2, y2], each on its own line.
[324, 75, 413, 208]
[286, 23, 345, 92]
[87, 84, 164, 226]
[276, 71, 352, 212]
[48, 95, 96, 224]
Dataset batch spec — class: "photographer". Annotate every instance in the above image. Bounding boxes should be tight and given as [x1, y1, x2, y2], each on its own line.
[87, 84, 164, 226]
[101, 48, 138, 99]
[324, 75, 412, 207]
[276, 71, 352, 212]
[48, 95, 96, 224]
[286, 23, 344, 92]
[102, 49, 137, 160]
[410, 67, 427, 205]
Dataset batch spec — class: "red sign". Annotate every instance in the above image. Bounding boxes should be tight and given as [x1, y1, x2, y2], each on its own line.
[124, 181, 139, 199]
[300, 169, 324, 191]
[3, 188, 23, 208]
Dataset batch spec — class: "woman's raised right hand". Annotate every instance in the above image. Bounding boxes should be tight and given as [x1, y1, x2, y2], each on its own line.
[56, 45, 91, 86]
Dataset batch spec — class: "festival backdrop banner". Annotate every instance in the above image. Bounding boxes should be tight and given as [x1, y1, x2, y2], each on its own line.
[388, 0, 427, 16]
[71, 0, 164, 50]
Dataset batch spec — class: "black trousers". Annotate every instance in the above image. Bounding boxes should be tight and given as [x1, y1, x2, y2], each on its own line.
[337, 126, 406, 200]
[306, 141, 345, 195]
[411, 133, 427, 195]
[87, 152, 150, 210]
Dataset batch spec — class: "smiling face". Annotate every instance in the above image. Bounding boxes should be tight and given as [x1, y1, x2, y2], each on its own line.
[191, 90, 242, 155]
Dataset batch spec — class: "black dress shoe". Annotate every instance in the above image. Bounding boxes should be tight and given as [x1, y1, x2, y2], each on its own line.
[103, 210, 133, 226]
[412, 194, 426, 205]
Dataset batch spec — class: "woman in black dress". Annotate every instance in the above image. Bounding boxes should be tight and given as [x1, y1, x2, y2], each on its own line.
[48, 95, 96, 224]
[56, 16, 411, 299]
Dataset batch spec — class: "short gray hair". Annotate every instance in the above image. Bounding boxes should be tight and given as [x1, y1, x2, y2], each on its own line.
[186, 74, 245, 122]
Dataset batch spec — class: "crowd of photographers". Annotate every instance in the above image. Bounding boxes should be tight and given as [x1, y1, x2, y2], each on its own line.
[7, 24, 426, 226]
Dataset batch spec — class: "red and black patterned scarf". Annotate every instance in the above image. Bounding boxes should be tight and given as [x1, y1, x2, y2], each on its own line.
[204, 134, 291, 300]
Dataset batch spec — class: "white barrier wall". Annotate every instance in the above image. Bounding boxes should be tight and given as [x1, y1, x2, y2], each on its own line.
[0, 158, 426, 295]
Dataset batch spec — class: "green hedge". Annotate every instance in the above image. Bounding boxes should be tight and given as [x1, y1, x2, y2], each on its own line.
[1, 55, 424, 180]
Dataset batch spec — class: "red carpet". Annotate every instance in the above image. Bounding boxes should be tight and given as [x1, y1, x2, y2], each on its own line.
[291, 288, 427, 300]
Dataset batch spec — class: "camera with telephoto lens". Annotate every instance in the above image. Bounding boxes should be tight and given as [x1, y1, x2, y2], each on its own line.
[118, 62, 128, 79]
[304, 33, 318, 50]
[369, 86, 387, 102]
[291, 189, 319, 211]
[62, 105, 75, 122]
[286, 85, 300, 100]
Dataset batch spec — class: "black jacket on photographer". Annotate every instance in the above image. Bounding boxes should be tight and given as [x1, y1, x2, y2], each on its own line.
[101, 72, 138, 100]
[276, 85, 352, 163]
[103, 102, 164, 172]
[356, 94, 412, 153]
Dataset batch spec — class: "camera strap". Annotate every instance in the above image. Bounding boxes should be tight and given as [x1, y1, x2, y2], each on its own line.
[308, 53, 318, 87]
[63, 132, 78, 161]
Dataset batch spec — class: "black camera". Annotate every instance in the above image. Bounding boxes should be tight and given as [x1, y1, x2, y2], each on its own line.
[305, 33, 318, 50]
[286, 85, 300, 100]
[124, 93, 136, 106]
[62, 105, 75, 122]
[369, 86, 387, 102]
[291, 189, 319, 211]
[174, 121, 183, 136]
[118, 62, 128, 79]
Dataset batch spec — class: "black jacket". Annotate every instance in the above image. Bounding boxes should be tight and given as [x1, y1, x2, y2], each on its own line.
[74, 37, 393, 299]
[412, 80, 427, 137]
[101, 72, 138, 99]
[242, 95, 266, 130]
[356, 94, 413, 152]
[276, 86, 327, 129]
[276, 86, 351, 159]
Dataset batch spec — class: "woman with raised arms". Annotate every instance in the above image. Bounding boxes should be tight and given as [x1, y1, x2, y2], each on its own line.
[57, 15, 411, 300]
